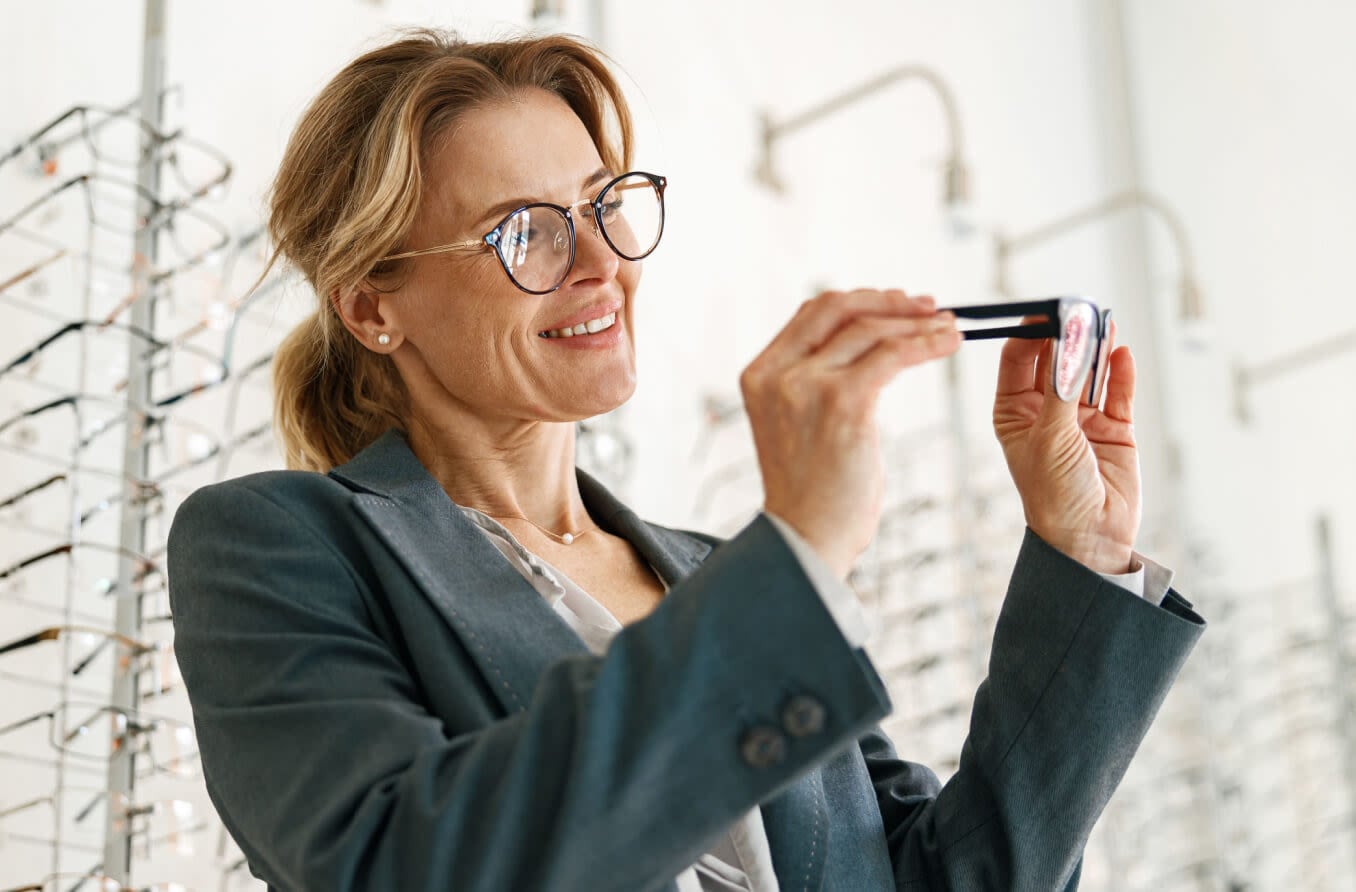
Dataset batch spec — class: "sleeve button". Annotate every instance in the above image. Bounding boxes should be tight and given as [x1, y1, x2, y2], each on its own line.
[739, 724, 788, 768]
[780, 694, 826, 737]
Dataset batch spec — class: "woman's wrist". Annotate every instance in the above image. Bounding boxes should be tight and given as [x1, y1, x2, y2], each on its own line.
[1030, 526, 1135, 576]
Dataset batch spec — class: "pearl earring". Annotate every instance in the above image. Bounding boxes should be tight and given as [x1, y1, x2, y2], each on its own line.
[376, 332, 391, 346]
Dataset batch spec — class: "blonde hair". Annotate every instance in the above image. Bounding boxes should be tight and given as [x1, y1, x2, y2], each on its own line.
[265, 28, 635, 471]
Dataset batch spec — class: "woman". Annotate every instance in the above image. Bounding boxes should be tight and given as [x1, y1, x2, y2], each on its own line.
[167, 29, 1204, 892]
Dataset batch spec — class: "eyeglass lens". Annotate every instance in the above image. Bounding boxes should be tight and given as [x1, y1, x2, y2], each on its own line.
[1053, 300, 1097, 402]
[494, 173, 663, 293]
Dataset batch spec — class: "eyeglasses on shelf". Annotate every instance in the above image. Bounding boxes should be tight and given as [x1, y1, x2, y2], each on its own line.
[0, 785, 204, 858]
[0, 700, 198, 779]
[0, 540, 166, 609]
[1, 101, 231, 203]
[0, 874, 188, 892]
[0, 173, 232, 283]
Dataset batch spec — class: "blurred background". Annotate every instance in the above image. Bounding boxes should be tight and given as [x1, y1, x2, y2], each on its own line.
[0, 1, 1352, 889]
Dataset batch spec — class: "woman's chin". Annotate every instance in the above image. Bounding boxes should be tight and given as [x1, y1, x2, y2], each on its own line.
[575, 376, 636, 418]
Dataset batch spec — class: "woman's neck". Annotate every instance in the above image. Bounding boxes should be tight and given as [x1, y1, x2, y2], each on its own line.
[405, 413, 593, 532]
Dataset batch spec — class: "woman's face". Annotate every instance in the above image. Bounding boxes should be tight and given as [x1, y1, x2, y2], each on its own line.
[377, 88, 642, 428]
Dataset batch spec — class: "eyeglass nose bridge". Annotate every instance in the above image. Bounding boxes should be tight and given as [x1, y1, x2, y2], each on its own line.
[562, 197, 604, 239]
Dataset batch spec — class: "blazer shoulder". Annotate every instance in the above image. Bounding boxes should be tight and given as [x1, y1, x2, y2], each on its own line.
[169, 469, 373, 571]
[175, 469, 357, 526]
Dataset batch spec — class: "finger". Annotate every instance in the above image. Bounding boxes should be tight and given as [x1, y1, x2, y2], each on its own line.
[1083, 318, 1117, 409]
[1033, 337, 1054, 396]
[842, 326, 963, 394]
[996, 336, 1042, 396]
[762, 289, 938, 370]
[809, 312, 957, 368]
[995, 314, 1052, 396]
[1102, 345, 1136, 423]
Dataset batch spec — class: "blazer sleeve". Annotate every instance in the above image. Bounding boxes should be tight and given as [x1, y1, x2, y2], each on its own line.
[857, 529, 1205, 891]
[167, 480, 893, 892]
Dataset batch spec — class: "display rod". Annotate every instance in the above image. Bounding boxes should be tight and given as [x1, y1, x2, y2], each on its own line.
[103, 0, 167, 882]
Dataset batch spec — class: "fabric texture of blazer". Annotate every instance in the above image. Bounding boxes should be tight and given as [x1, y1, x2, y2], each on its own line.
[167, 429, 1205, 891]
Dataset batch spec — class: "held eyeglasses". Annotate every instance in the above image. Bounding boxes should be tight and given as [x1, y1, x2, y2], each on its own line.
[378, 171, 667, 295]
[945, 297, 1113, 404]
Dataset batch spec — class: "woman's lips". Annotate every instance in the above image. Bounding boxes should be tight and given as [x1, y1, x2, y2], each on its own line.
[538, 312, 624, 350]
[539, 310, 618, 340]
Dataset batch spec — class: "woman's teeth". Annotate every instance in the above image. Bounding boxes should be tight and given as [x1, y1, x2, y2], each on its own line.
[541, 312, 617, 339]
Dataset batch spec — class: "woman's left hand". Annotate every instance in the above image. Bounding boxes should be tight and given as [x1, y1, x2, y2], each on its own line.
[993, 323, 1141, 575]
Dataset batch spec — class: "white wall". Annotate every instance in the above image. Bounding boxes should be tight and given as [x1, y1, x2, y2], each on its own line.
[1, 1, 1352, 890]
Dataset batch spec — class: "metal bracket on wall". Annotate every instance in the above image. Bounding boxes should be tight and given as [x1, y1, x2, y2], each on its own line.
[753, 64, 972, 232]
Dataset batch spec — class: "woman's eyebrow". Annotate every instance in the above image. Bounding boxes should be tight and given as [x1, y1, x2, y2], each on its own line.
[472, 167, 613, 229]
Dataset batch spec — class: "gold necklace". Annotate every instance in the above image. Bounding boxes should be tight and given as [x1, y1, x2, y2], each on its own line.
[485, 512, 595, 545]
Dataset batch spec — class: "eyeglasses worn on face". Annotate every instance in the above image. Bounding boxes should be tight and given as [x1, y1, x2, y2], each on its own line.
[942, 297, 1113, 405]
[379, 171, 668, 295]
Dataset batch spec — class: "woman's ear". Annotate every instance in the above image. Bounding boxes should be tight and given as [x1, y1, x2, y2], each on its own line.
[333, 284, 403, 352]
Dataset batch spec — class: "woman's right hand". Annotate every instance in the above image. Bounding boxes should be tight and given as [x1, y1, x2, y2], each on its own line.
[740, 289, 961, 579]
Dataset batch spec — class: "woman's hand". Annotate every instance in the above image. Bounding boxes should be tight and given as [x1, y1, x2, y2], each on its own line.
[741, 289, 961, 579]
[993, 323, 1141, 574]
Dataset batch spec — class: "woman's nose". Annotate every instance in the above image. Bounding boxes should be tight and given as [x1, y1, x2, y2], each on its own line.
[567, 212, 621, 285]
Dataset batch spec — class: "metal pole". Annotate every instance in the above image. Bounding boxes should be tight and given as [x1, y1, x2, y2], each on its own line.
[1316, 514, 1356, 860]
[103, 0, 166, 881]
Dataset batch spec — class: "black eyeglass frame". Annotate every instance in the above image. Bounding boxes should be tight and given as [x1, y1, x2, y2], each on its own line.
[378, 171, 668, 295]
[942, 297, 1112, 405]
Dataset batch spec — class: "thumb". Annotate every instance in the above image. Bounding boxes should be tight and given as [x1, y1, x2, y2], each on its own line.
[1039, 374, 1082, 428]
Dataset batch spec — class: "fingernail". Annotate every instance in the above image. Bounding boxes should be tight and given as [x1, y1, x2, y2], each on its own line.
[917, 296, 936, 310]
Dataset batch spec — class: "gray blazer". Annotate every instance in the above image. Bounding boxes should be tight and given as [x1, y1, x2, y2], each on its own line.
[167, 429, 1204, 891]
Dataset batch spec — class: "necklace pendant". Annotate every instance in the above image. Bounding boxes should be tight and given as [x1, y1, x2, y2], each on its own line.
[561, 533, 575, 545]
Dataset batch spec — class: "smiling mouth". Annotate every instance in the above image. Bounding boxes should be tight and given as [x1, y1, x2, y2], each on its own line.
[538, 311, 618, 339]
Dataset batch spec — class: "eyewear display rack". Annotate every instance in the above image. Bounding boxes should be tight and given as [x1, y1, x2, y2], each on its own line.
[0, 2, 276, 889]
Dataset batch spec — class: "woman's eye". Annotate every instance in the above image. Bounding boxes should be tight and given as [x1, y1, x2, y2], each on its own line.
[600, 198, 624, 218]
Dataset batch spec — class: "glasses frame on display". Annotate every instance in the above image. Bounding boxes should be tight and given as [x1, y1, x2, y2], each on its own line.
[0, 700, 199, 779]
[0, 393, 225, 474]
[0, 875, 188, 892]
[378, 170, 668, 295]
[0, 317, 228, 390]
[0, 625, 179, 703]
[942, 297, 1112, 405]
[1, 873, 187, 883]
[0, 785, 204, 859]
[0, 541, 165, 606]
[0, 173, 232, 284]
[0, 230, 147, 325]
[0, 102, 232, 202]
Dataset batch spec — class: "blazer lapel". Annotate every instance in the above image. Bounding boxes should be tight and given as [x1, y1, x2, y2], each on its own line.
[329, 431, 584, 714]
[328, 430, 713, 715]
[573, 467, 714, 589]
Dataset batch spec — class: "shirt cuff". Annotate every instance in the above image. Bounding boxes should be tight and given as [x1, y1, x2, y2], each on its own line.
[1097, 552, 1174, 606]
[763, 512, 872, 648]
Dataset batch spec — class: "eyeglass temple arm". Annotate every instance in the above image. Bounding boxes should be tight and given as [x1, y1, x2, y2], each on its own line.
[0, 321, 172, 383]
[0, 474, 66, 511]
[960, 323, 1058, 342]
[379, 239, 484, 263]
[941, 299, 1063, 341]
[0, 709, 56, 736]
